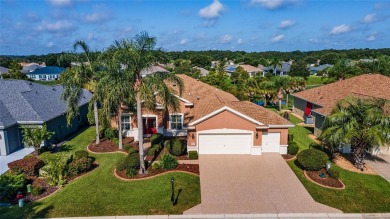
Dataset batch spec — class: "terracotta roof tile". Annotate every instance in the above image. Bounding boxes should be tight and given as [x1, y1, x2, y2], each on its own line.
[293, 74, 390, 115]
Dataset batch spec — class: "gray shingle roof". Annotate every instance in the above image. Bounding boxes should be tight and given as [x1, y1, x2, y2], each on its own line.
[0, 79, 92, 128]
[0, 66, 9, 75]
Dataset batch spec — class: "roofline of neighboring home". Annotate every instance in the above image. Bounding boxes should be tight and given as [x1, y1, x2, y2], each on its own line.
[311, 110, 327, 117]
[175, 95, 193, 107]
[291, 95, 324, 108]
[17, 121, 44, 125]
[268, 124, 295, 128]
[188, 106, 264, 126]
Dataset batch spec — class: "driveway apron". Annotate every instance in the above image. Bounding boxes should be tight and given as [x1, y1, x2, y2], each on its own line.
[184, 154, 341, 214]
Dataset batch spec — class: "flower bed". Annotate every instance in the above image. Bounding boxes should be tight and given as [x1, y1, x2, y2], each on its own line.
[115, 164, 199, 180]
[304, 169, 345, 189]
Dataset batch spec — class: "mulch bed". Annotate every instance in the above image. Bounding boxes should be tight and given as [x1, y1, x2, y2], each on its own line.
[305, 169, 345, 189]
[89, 137, 135, 153]
[116, 164, 199, 180]
[145, 147, 192, 162]
[22, 177, 59, 203]
[282, 154, 296, 161]
[333, 153, 376, 174]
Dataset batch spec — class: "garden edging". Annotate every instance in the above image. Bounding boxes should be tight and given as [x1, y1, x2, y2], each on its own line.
[303, 170, 345, 190]
[113, 168, 199, 181]
[87, 143, 128, 155]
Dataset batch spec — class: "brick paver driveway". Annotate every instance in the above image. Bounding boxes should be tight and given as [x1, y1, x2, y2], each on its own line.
[185, 154, 341, 214]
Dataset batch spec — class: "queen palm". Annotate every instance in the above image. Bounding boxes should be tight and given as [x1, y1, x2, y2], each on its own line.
[319, 97, 390, 170]
[109, 32, 184, 174]
[284, 77, 306, 108]
[61, 41, 101, 144]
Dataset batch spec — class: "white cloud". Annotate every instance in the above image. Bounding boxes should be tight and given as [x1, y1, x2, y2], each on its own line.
[87, 33, 94, 40]
[366, 33, 377, 41]
[84, 12, 110, 23]
[251, 0, 298, 9]
[271, 34, 284, 43]
[329, 24, 351, 35]
[219, 34, 233, 43]
[199, 0, 224, 19]
[362, 13, 376, 23]
[279, 19, 295, 29]
[47, 41, 54, 48]
[180, 39, 188, 45]
[37, 20, 74, 33]
[46, 0, 72, 6]
[237, 39, 243, 44]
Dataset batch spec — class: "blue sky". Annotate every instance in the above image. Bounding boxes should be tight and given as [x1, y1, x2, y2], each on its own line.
[1, 0, 390, 55]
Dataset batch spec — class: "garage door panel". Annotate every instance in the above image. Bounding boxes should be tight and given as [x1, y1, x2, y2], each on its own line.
[199, 133, 251, 154]
[262, 133, 280, 153]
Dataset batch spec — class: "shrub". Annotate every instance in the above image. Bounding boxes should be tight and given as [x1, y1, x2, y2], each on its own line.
[288, 143, 299, 155]
[152, 162, 161, 170]
[126, 168, 138, 177]
[148, 148, 157, 156]
[288, 134, 294, 143]
[7, 156, 44, 177]
[68, 157, 93, 175]
[117, 153, 140, 172]
[150, 133, 163, 145]
[40, 151, 72, 165]
[297, 149, 329, 171]
[40, 162, 67, 186]
[112, 138, 119, 146]
[0, 173, 25, 201]
[188, 151, 198, 160]
[160, 153, 178, 170]
[123, 144, 131, 151]
[152, 144, 160, 150]
[31, 186, 44, 197]
[128, 148, 139, 155]
[167, 138, 186, 156]
[74, 150, 89, 160]
[104, 128, 118, 140]
[328, 167, 340, 179]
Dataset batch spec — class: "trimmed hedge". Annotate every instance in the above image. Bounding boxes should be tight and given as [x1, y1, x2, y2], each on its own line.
[117, 153, 140, 172]
[328, 167, 340, 179]
[188, 151, 198, 160]
[7, 156, 44, 177]
[167, 138, 186, 156]
[74, 150, 89, 160]
[297, 149, 329, 171]
[160, 153, 178, 170]
[104, 128, 118, 140]
[147, 148, 157, 156]
[288, 142, 299, 155]
[150, 133, 164, 145]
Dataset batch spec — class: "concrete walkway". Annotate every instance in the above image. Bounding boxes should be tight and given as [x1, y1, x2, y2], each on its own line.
[365, 154, 390, 182]
[185, 154, 341, 214]
[0, 147, 34, 175]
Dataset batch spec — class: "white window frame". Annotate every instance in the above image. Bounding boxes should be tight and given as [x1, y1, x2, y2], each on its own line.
[169, 113, 184, 130]
[121, 114, 132, 131]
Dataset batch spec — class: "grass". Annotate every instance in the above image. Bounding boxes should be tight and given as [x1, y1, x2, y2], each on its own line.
[0, 127, 201, 218]
[34, 80, 61, 86]
[306, 75, 325, 86]
[287, 114, 390, 213]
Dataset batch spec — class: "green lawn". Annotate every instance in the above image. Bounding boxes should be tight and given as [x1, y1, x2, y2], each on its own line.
[306, 75, 325, 86]
[34, 80, 61, 86]
[287, 114, 390, 213]
[0, 127, 201, 218]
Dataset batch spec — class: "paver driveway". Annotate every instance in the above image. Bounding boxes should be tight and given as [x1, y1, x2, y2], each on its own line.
[185, 154, 341, 214]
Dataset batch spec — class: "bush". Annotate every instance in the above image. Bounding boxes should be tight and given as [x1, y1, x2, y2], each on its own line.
[188, 151, 198, 160]
[167, 138, 186, 156]
[288, 143, 299, 155]
[288, 134, 294, 143]
[40, 151, 72, 165]
[112, 138, 119, 146]
[150, 133, 163, 145]
[0, 173, 25, 201]
[148, 148, 157, 156]
[40, 161, 67, 186]
[297, 149, 329, 171]
[117, 153, 140, 172]
[68, 157, 93, 176]
[126, 168, 138, 177]
[7, 156, 44, 177]
[74, 150, 89, 160]
[128, 148, 139, 155]
[31, 186, 44, 197]
[104, 128, 118, 140]
[123, 144, 131, 152]
[152, 144, 160, 150]
[328, 167, 340, 179]
[152, 162, 161, 170]
[160, 153, 178, 170]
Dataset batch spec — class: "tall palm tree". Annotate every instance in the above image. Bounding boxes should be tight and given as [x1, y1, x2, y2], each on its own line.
[284, 77, 306, 108]
[270, 58, 281, 76]
[270, 76, 290, 111]
[61, 41, 101, 144]
[319, 97, 390, 170]
[109, 32, 184, 174]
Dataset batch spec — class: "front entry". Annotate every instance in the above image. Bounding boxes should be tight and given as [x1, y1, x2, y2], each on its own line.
[142, 117, 157, 135]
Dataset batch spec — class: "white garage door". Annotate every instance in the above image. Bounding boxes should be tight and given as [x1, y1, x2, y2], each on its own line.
[198, 133, 252, 154]
[262, 132, 281, 153]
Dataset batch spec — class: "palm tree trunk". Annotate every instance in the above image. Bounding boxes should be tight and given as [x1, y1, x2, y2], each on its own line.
[263, 95, 267, 107]
[137, 94, 147, 174]
[93, 101, 100, 144]
[286, 94, 289, 108]
[118, 107, 123, 149]
[279, 99, 282, 111]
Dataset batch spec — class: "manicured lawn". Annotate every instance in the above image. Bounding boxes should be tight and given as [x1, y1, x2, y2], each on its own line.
[0, 127, 201, 218]
[287, 115, 390, 212]
[307, 75, 324, 86]
[34, 80, 61, 86]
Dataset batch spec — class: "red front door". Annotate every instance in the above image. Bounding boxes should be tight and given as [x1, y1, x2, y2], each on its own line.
[143, 117, 157, 135]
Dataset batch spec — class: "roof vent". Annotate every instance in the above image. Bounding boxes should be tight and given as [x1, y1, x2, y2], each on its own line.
[35, 91, 38, 94]
[196, 96, 200, 100]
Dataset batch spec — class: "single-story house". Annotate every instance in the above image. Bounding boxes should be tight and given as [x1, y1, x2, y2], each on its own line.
[292, 74, 390, 154]
[140, 65, 168, 77]
[26, 66, 66, 81]
[309, 64, 333, 75]
[194, 67, 209, 77]
[113, 74, 293, 155]
[0, 79, 91, 155]
[262, 62, 291, 76]
[224, 64, 263, 78]
[20, 62, 46, 74]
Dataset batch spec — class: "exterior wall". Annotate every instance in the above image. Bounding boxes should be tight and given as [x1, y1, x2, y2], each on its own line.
[313, 112, 326, 137]
[0, 129, 6, 155]
[293, 97, 306, 118]
[1, 125, 22, 155]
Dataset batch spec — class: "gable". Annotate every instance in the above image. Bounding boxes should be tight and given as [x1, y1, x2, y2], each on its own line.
[195, 110, 258, 132]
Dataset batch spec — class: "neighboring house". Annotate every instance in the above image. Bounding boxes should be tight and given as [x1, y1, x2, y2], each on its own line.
[0, 66, 9, 78]
[0, 80, 92, 156]
[26, 66, 65, 81]
[262, 62, 291, 76]
[194, 67, 209, 77]
[292, 74, 390, 153]
[309, 64, 333, 75]
[238, 64, 263, 77]
[20, 62, 45, 74]
[140, 65, 168, 77]
[113, 74, 293, 155]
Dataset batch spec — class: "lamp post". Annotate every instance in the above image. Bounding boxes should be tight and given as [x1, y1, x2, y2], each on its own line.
[326, 162, 331, 172]
[171, 177, 175, 206]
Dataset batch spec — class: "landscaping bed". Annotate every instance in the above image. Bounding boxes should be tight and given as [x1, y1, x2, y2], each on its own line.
[115, 164, 199, 180]
[333, 153, 376, 174]
[304, 169, 345, 189]
[88, 137, 135, 153]
[282, 154, 296, 161]
[23, 178, 59, 203]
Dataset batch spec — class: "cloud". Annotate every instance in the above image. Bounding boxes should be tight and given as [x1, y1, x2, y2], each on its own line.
[37, 20, 75, 33]
[180, 39, 188, 45]
[46, 0, 72, 7]
[271, 34, 284, 42]
[279, 19, 295, 29]
[87, 33, 94, 40]
[199, 0, 224, 19]
[366, 33, 377, 41]
[219, 34, 233, 43]
[362, 13, 376, 23]
[83, 12, 111, 23]
[329, 24, 351, 35]
[47, 41, 54, 48]
[250, 0, 298, 10]
[237, 39, 243, 44]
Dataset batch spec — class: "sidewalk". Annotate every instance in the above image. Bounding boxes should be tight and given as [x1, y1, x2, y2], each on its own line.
[0, 147, 34, 175]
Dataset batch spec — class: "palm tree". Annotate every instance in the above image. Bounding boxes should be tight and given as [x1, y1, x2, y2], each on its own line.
[109, 32, 184, 174]
[61, 41, 101, 144]
[319, 97, 390, 170]
[270, 58, 281, 76]
[269, 76, 290, 111]
[22, 125, 54, 155]
[284, 77, 306, 108]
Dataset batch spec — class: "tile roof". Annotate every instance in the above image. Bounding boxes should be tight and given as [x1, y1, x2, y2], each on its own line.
[173, 75, 291, 126]
[140, 65, 168, 76]
[238, 64, 263, 73]
[0, 79, 92, 128]
[293, 74, 390, 116]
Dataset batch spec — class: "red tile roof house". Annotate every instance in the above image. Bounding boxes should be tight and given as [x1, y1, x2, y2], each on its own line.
[292, 74, 390, 154]
[112, 74, 294, 155]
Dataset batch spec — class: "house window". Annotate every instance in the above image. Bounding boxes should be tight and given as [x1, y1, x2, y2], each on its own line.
[121, 114, 131, 131]
[170, 114, 183, 130]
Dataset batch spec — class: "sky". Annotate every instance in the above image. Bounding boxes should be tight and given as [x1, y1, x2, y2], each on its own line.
[0, 0, 390, 55]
